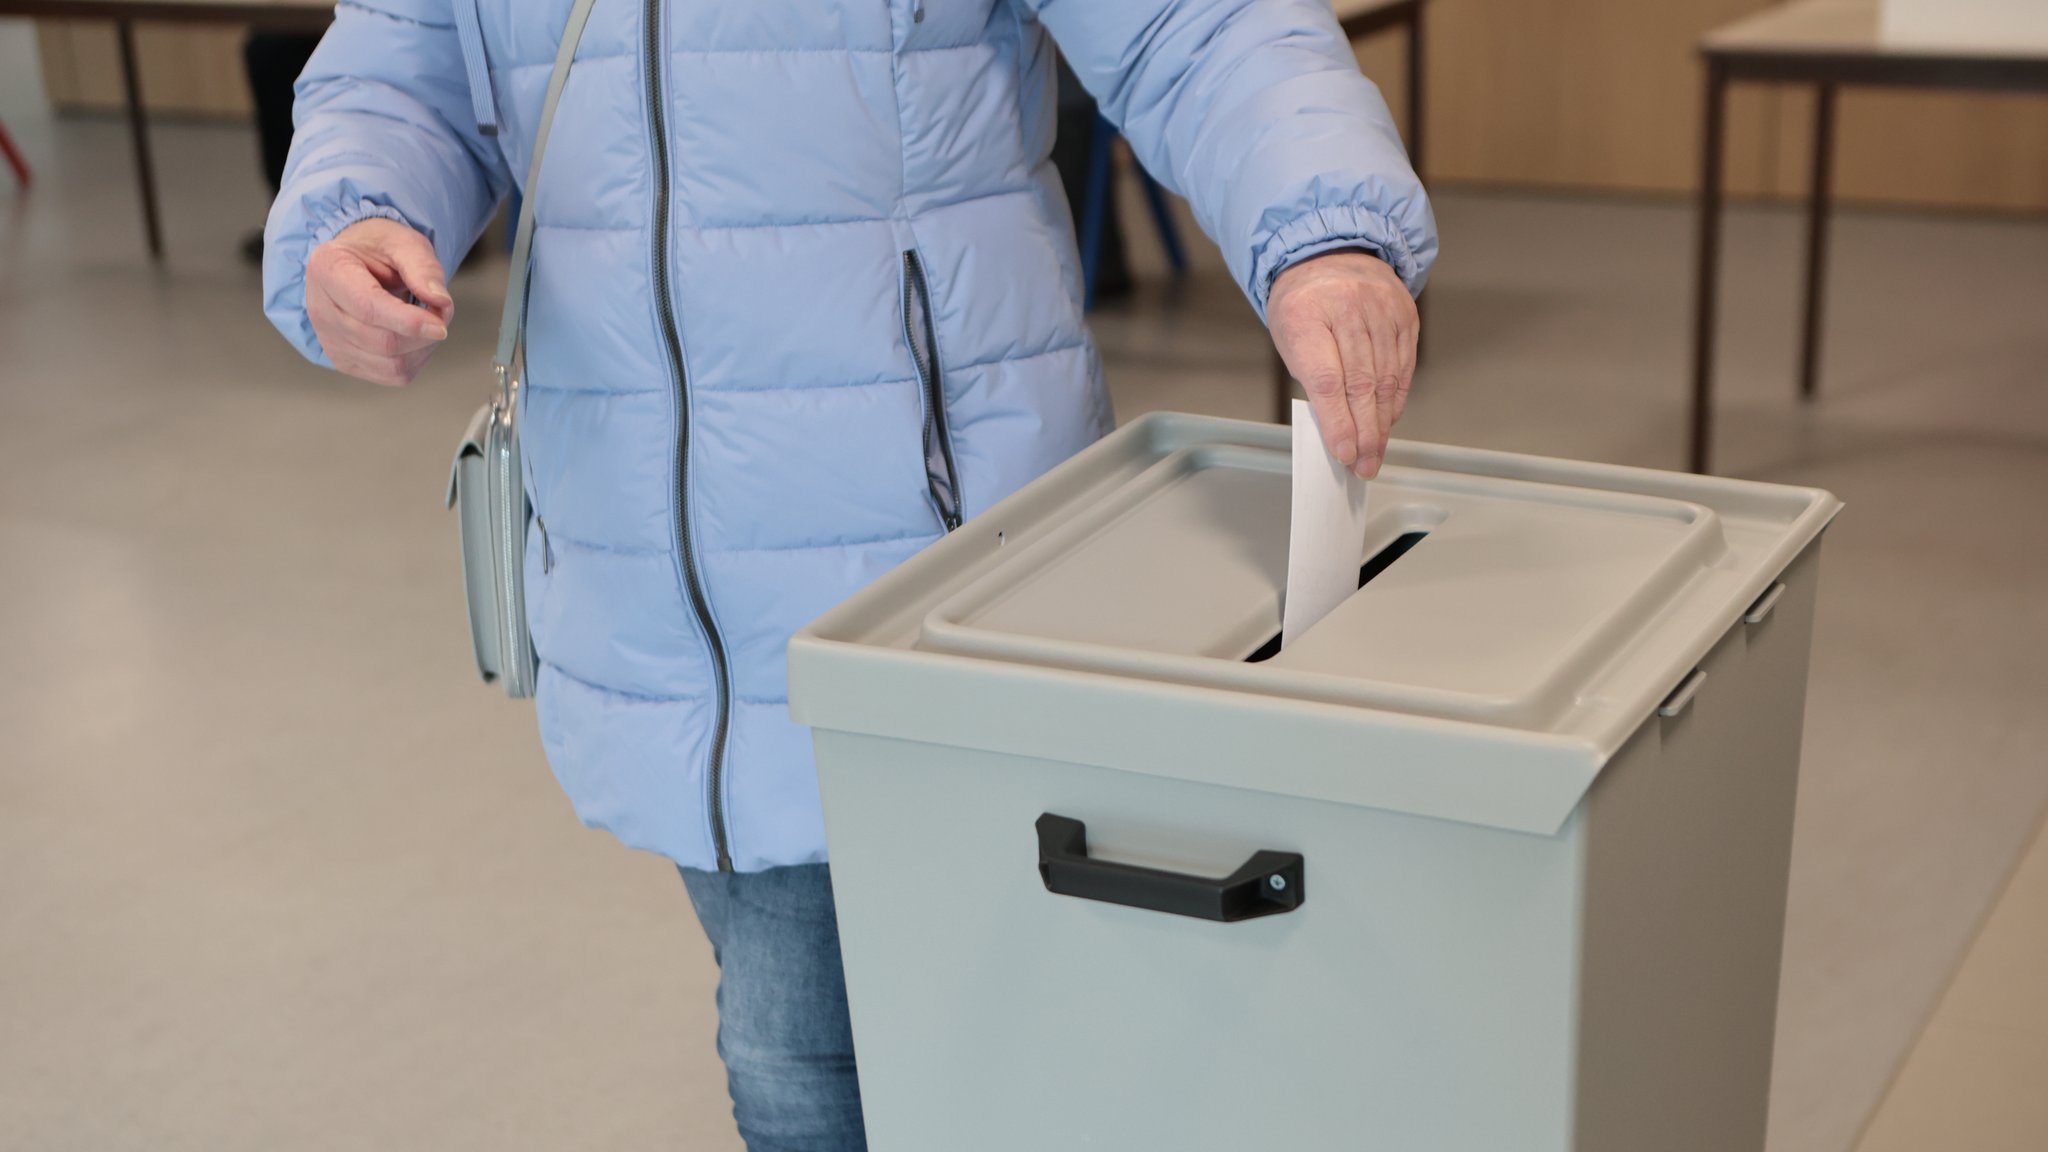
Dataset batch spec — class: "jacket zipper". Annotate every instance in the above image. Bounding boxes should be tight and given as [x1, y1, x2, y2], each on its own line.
[645, 0, 736, 872]
[902, 251, 963, 532]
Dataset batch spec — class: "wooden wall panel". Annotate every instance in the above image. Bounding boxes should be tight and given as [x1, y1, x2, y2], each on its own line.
[1420, 0, 1787, 193]
[1409, 0, 2048, 212]
[35, 20, 252, 119]
[1352, 27, 1409, 143]
[1707, 82, 2048, 213]
[33, 21, 83, 105]
[1831, 88, 2048, 211]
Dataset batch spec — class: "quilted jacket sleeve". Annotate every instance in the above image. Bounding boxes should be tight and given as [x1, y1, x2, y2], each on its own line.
[1019, 0, 1437, 321]
[262, 0, 511, 366]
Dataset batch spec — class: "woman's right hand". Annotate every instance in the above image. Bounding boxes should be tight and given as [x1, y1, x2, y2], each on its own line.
[304, 217, 455, 387]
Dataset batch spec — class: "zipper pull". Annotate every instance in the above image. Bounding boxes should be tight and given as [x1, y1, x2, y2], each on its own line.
[537, 515, 554, 574]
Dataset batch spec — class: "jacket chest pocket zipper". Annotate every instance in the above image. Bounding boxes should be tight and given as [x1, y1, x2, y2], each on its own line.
[902, 250, 963, 532]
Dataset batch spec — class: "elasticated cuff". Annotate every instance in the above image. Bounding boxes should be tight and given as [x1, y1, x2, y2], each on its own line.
[1248, 203, 1424, 322]
[264, 186, 432, 369]
[307, 199, 414, 249]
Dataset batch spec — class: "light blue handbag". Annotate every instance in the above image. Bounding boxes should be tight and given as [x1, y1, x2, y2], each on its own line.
[446, 0, 597, 698]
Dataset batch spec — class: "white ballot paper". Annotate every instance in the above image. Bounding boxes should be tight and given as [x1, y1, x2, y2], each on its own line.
[1283, 399, 1372, 647]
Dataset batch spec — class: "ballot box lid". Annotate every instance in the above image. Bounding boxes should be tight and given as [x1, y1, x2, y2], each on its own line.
[791, 414, 1839, 834]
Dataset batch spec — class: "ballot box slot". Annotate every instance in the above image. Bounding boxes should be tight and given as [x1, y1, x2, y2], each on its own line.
[1245, 530, 1432, 663]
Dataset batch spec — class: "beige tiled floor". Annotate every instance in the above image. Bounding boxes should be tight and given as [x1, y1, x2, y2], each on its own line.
[4, 21, 2047, 1152]
[1854, 817, 2048, 1152]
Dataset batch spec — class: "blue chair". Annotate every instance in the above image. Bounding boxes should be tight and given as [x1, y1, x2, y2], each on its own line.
[1079, 113, 1188, 311]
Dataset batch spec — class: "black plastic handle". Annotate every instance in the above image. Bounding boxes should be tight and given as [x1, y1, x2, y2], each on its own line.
[1035, 814, 1304, 922]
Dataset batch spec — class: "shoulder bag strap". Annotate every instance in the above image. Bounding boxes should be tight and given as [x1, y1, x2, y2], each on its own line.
[493, 0, 604, 387]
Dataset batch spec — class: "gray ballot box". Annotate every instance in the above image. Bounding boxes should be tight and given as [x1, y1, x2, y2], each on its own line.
[789, 413, 1840, 1152]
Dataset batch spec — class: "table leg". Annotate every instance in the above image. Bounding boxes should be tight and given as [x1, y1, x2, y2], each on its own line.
[1799, 82, 1837, 402]
[115, 19, 164, 261]
[1689, 59, 1729, 475]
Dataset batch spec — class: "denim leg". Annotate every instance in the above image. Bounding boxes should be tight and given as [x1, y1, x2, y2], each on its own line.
[680, 864, 867, 1152]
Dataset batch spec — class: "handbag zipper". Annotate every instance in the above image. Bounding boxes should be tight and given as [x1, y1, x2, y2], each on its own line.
[902, 251, 963, 532]
[645, 0, 736, 872]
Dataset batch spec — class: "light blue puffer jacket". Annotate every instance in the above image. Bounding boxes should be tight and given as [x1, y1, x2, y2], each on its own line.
[265, 0, 1436, 872]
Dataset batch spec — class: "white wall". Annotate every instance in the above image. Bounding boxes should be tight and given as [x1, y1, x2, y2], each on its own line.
[1881, 0, 2048, 49]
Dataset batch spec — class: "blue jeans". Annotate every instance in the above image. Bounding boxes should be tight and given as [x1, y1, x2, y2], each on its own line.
[679, 864, 867, 1152]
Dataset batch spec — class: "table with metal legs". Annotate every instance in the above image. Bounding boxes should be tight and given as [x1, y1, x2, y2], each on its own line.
[1691, 0, 2048, 473]
[0, 0, 334, 260]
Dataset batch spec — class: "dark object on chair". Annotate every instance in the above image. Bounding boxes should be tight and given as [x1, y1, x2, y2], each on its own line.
[242, 30, 323, 262]
[245, 31, 323, 192]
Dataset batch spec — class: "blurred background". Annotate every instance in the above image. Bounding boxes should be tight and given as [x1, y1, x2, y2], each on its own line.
[1, 2, 2044, 1150]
